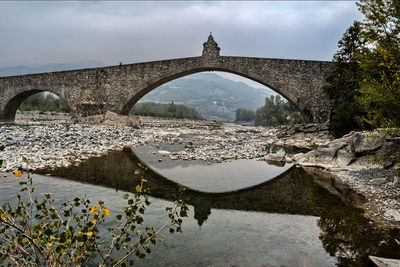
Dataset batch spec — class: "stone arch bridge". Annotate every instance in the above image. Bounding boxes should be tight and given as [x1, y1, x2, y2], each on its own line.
[0, 34, 334, 123]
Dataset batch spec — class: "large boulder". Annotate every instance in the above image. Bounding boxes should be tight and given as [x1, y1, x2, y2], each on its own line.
[80, 114, 103, 125]
[369, 256, 400, 267]
[264, 153, 286, 166]
[375, 142, 398, 168]
[294, 138, 350, 168]
[276, 123, 331, 139]
[264, 153, 286, 165]
[79, 111, 140, 127]
[336, 146, 356, 166]
[352, 132, 384, 155]
[293, 130, 399, 170]
[102, 111, 139, 127]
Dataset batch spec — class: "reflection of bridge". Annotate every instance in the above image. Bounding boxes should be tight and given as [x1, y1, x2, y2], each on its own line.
[0, 34, 333, 123]
[38, 147, 361, 226]
[36, 148, 400, 265]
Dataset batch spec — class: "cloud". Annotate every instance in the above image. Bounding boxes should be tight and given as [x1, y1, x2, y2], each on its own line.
[0, 1, 362, 66]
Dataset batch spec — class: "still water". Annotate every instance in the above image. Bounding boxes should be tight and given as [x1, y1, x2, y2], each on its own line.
[1, 147, 399, 266]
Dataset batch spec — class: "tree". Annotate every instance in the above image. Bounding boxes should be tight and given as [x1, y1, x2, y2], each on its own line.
[254, 95, 305, 127]
[356, 0, 400, 128]
[325, 0, 400, 134]
[131, 102, 202, 120]
[235, 108, 255, 122]
[324, 21, 366, 137]
[0, 166, 188, 266]
[19, 92, 70, 113]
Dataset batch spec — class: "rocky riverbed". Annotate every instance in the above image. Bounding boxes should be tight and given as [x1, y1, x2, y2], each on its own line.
[1, 111, 400, 227]
[291, 129, 400, 227]
[0, 112, 331, 171]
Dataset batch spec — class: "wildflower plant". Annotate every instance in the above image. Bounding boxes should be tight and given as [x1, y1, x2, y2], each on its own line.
[0, 164, 188, 266]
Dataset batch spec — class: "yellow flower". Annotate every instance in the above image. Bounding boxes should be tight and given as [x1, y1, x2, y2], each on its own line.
[73, 255, 80, 263]
[92, 219, 97, 225]
[102, 209, 110, 216]
[1, 214, 7, 221]
[87, 231, 93, 237]
[14, 170, 22, 178]
[89, 206, 98, 214]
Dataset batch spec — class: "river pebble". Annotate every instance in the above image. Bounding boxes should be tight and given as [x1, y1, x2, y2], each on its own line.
[0, 115, 316, 172]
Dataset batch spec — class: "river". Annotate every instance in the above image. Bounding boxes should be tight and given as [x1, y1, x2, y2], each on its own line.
[1, 146, 399, 266]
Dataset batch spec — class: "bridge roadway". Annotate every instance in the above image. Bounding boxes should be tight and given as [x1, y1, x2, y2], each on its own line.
[0, 34, 334, 123]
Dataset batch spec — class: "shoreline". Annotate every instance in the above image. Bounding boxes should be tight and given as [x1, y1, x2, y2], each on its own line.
[1, 112, 399, 228]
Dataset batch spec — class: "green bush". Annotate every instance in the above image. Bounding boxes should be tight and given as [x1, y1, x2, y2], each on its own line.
[235, 108, 255, 122]
[19, 92, 70, 113]
[254, 95, 305, 127]
[131, 102, 202, 120]
[0, 166, 187, 266]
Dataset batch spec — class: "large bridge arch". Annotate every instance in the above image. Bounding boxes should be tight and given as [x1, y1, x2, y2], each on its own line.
[120, 66, 311, 121]
[0, 34, 334, 123]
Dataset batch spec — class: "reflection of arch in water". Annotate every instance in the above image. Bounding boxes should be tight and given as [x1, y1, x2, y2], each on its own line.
[37, 147, 295, 197]
[37, 148, 361, 222]
[36, 147, 400, 264]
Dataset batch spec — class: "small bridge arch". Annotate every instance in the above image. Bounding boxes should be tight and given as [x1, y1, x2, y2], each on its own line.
[0, 34, 334, 123]
[2, 88, 71, 122]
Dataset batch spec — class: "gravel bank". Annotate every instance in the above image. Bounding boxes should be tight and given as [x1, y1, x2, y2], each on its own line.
[1, 111, 399, 227]
[0, 114, 330, 172]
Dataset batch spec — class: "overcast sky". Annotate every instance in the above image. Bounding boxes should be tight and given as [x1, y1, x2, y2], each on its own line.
[0, 1, 363, 68]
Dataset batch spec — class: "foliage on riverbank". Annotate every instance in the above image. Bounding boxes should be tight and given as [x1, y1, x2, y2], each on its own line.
[325, 0, 400, 137]
[19, 92, 70, 113]
[0, 165, 188, 266]
[130, 102, 202, 120]
[235, 96, 305, 126]
[254, 95, 305, 127]
[234, 108, 255, 122]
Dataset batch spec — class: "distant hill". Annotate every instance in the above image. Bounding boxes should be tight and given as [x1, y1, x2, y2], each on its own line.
[140, 72, 276, 121]
[0, 60, 104, 77]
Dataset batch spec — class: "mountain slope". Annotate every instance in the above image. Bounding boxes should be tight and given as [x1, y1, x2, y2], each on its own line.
[140, 72, 275, 121]
[0, 60, 104, 77]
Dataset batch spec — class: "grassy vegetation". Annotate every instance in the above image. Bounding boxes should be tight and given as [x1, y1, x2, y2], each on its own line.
[19, 92, 70, 113]
[130, 102, 202, 120]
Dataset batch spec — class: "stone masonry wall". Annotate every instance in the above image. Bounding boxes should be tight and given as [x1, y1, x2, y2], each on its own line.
[0, 55, 333, 123]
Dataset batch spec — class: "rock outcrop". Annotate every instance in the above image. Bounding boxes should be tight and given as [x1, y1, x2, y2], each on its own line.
[292, 129, 400, 226]
[293, 130, 400, 171]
